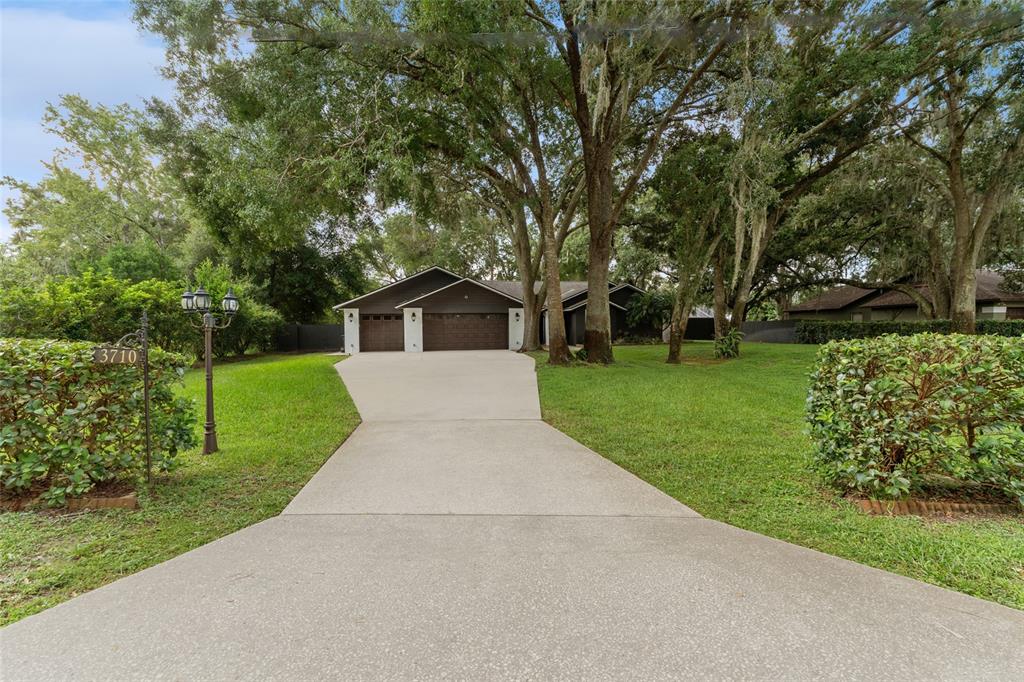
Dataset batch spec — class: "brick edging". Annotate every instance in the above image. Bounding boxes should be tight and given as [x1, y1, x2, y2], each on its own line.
[853, 498, 1019, 516]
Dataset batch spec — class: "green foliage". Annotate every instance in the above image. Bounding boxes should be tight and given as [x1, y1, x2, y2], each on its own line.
[796, 319, 1024, 343]
[626, 289, 673, 330]
[714, 328, 743, 359]
[1, 95, 200, 280]
[807, 334, 1024, 506]
[95, 242, 181, 283]
[0, 270, 193, 354]
[189, 261, 284, 357]
[977, 320, 1024, 337]
[0, 338, 197, 505]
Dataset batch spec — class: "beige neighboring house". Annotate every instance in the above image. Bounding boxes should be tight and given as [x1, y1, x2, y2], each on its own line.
[786, 270, 1024, 322]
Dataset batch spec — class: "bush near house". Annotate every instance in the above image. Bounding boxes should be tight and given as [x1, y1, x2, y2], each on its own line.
[794, 317, 1024, 342]
[0, 338, 197, 505]
[807, 333, 1024, 506]
[795, 319, 1024, 343]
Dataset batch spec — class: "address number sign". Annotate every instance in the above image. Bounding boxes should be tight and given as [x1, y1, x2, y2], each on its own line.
[92, 345, 142, 365]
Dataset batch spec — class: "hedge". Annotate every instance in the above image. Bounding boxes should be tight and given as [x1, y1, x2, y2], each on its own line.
[795, 319, 1023, 343]
[806, 333, 1024, 506]
[0, 338, 197, 505]
[0, 269, 284, 359]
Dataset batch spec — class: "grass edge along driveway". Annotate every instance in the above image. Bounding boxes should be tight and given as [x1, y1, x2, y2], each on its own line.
[533, 343, 1024, 610]
[1, 353, 359, 626]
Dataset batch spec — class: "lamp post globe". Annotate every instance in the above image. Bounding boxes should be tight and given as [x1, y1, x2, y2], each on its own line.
[181, 288, 195, 312]
[221, 287, 239, 316]
[194, 286, 211, 312]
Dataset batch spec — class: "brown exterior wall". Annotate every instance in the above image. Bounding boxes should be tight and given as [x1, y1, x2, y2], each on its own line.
[407, 280, 517, 314]
[355, 269, 462, 314]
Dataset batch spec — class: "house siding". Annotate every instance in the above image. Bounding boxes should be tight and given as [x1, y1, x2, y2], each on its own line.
[355, 270, 462, 314]
[403, 280, 515, 314]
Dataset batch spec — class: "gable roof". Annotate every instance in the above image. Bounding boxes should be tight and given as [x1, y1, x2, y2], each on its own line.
[563, 298, 627, 313]
[394, 278, 523, 308]
[609, 282, 646, 296]
[787, 285, 878, 312]
[863, 271, 1024, 308]
[788, 270, 1024, 313]
[333, 266, 462, 310]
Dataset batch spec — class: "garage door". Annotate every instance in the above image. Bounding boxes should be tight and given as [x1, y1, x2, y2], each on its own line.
[424, 313, 507, 351]
[360, 313, 404, 351]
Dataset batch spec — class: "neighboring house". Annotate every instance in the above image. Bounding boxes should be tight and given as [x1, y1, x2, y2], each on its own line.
[786, 270, 1024, 322]
[332, 266, 659, 353]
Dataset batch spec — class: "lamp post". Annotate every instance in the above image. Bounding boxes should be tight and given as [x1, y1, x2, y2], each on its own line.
[181, 285, 239, 454]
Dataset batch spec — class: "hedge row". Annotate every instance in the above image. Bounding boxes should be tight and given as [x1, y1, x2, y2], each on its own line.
[0, 338, 197, 505]
[0, 268, 283, 358]
[807, 333, 1024, 506]
[795, 319, 1024, 343]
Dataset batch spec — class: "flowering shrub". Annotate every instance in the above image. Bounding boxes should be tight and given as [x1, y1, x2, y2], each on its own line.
[806, 333, 1024, 506]
[0, 338, 197, 505]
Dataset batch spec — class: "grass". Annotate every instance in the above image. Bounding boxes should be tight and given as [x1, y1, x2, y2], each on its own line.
[533, 342, 1024, 610]
[0, 353, 359, 626]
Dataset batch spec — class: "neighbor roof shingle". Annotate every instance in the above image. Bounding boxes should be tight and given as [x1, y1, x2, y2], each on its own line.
[787, 285, 877, 312]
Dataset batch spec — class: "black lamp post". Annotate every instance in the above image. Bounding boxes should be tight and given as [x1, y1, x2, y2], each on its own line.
[181, 285, 239, 454]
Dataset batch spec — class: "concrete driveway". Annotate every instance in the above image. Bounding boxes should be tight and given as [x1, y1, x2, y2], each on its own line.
[3, 350, 1023, 680]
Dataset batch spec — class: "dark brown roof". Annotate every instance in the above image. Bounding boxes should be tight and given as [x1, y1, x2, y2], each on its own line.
[863, 271, 1024, 308]
[787, 285, 877, 312]
[478, 280, 525, 299]
[788, 270, 1024, 312]
[480, 280, 591, 300]
[977, 270, 1024, 303]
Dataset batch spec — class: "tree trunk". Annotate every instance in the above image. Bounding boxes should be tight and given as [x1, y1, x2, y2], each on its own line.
[666, 282, 695, 365]
[521, 282, 539, 352]
[950, 265, 977, 333]
[582, 152, 615, 364]
[712, 247, 729, 339]
[666, 293, 683, 364]
[541, 223, 571, 365]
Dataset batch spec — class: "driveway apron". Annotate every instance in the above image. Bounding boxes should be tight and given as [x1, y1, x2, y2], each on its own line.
[3, 350, 1022, 680]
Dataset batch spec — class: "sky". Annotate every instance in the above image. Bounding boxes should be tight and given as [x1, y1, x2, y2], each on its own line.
[0, 0, 174, 242]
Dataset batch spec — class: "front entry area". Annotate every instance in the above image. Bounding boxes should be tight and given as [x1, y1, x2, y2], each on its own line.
[359, 314, 403, 351]
[423, 313, 507, 351]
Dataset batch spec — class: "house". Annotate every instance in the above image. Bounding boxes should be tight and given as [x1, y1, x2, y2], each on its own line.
[332, 266, 654, 352]
[786, 270, 1024, 322]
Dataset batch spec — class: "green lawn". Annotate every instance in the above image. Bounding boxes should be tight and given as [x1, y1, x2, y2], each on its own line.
[534, 342, 1024, 610]
[0, 353, 359, 626]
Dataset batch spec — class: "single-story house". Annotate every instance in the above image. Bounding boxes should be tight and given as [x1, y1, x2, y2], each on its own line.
[332, 266, 656, 352]
[786, 270, 1024, 321]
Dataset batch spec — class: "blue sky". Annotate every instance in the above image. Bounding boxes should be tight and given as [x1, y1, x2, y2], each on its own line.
[1, 0, 174, 241]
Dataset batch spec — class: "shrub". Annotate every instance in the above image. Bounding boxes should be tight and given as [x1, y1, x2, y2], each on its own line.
[795, 318, 1024, 343]
[714, 328, 743, 358]
[795, 319, 951, 344]
[0, 338, 197, 505]
[806, 333, 1024, 506]
[0, 267, 286, 359]
[190, 260, 284, 358]
[977, 319, 1024, 337]
[0, 271, 193, 354]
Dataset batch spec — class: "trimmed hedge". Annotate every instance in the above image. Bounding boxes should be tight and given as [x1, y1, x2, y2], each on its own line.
[0, 338, 197, 505]
[795, 319, 1023, 343]
[806, 333, 1024, 505]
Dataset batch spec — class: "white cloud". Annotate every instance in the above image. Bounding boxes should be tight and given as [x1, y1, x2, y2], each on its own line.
[1, 5, 175, 241]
